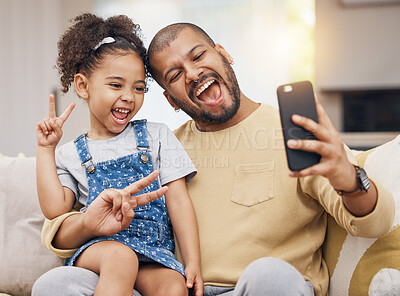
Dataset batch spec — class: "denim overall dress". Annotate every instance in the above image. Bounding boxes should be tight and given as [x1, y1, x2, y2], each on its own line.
[65, 120, 184, 275]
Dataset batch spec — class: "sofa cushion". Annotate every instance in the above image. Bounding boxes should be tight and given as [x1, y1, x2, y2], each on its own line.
[0, 155, 63, 296]
[323, 136, 400, 296]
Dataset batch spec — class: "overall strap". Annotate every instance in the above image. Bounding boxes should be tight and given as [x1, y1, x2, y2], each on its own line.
[132, 119, 150, 164]
[74, 133, 96, 174]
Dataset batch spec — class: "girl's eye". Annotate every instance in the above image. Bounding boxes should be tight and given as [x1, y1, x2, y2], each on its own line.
[193, 51, 205, 61]
[110, 83, 121, 88]
[134, 86, 147, 93]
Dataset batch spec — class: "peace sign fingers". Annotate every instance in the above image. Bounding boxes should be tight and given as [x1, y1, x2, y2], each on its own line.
[59, 101, 75, 124]
[36, 94, 75, 148]
[48, 94, 57, 118]
[48, 94, 75, 126]
[124, 171, 160, 196]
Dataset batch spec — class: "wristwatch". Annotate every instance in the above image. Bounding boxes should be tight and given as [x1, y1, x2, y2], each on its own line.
[335, 165, 370, 196]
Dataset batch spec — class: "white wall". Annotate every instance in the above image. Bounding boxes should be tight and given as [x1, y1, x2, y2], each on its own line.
[316, 0, 400, 90]
[0, 0, 60, 157]
[0, 0, 93, 157]
[315, 0, 400, 147]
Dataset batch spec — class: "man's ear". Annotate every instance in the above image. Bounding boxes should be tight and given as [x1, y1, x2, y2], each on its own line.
[215, 43, 234, 65]
[163, 91, 179, 111]
[74, 73, 89, 100]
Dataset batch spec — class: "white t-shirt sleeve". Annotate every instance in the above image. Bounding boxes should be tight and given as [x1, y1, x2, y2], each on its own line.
[157, 123, 197, 186]
[55, 144, 79, 199]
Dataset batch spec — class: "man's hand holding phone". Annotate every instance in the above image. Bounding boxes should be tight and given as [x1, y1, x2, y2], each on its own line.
[277, 81, 321, 172]
[278, 81, 379, 217]
[278, 81, 356, 190]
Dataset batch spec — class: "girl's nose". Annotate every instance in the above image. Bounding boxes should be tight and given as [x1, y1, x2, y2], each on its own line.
[122, 90, 134, 102]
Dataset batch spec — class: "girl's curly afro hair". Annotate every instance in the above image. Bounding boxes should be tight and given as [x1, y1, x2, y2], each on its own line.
[57, 13, 148, 93]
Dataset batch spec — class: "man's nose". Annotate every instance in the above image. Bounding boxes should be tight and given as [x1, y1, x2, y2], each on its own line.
[185, 66, 203, 84]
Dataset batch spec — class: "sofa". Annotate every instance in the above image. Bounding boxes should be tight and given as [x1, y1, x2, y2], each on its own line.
[0, 154, 63, 296]
[0, 136, 399, 296]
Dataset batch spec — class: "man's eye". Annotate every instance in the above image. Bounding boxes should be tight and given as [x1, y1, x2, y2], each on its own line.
[170, 72, 181, 83]
[193, 51, 205, 61]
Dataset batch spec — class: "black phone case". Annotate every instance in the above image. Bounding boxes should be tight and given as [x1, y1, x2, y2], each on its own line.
[277, 81, 321, 171]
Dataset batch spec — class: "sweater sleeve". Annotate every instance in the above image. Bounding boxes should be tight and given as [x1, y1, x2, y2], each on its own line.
[41, 212, 80, 258]
[300, 146, 395, 238]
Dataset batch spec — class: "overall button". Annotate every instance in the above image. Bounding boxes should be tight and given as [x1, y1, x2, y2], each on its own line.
[141, 154, 149, 164]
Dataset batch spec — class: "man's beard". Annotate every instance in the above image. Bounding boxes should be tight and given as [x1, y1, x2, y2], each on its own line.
[170, 55, 240, 125]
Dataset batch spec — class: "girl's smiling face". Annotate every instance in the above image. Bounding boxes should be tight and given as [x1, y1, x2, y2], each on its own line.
[78, 51, 146, 140]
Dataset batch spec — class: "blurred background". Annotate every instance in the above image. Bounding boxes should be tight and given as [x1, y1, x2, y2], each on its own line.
[1, 0, 399, 156]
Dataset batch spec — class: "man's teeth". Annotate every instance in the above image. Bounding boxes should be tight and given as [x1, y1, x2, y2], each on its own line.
[114, 108, 130, 113]
[196, 80, 215, 97]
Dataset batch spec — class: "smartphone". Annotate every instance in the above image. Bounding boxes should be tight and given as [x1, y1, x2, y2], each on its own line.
[277, 81, 321, 171]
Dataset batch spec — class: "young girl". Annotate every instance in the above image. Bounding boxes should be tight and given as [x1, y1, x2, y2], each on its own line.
[36, 13, 203, 296]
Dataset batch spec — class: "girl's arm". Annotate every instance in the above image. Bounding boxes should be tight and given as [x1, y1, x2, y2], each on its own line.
[164, 178, 203, 296]
[36, 147, 75, 219]
[36, 94, 75, 219]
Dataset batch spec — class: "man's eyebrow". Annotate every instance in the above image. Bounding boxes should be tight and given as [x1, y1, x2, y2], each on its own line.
[163, 44, 204, 82]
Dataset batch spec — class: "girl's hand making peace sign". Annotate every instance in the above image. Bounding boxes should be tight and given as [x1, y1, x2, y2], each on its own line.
[36, 94, 75, 148]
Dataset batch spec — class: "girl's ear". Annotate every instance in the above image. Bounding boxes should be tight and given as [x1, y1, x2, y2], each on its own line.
[163, 91, 179, 112]
[74, 73, 89, 100]
[215, 43, 234, 65]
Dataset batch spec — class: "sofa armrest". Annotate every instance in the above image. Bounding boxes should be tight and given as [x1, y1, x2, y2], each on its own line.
[0, 155, 63, 296]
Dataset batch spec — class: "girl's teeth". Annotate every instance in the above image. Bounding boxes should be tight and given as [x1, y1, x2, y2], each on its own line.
[196, 80, 215, 97]
[114, 108, 129, 113]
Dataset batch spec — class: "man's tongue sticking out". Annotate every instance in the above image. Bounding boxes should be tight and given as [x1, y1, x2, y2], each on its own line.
[197, 82, 222, 106]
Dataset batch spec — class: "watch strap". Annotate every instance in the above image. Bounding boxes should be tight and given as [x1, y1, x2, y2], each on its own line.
[335, 165, 369, 196]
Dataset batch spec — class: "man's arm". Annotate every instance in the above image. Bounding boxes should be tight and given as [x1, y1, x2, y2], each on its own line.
[301, 172, 394, 238]
[42, 212, 80, 258]
[290, 98, 394, 237]
[287, 98, 386, 217]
